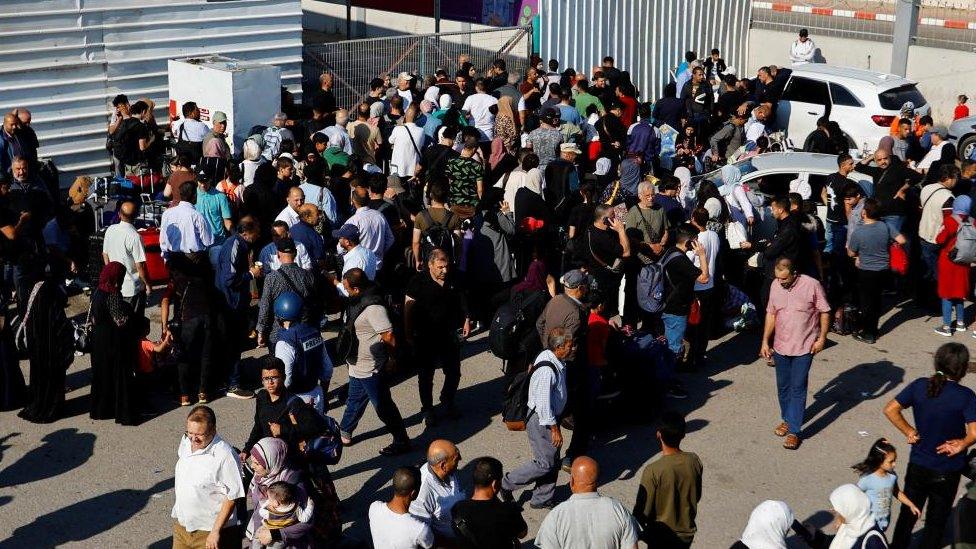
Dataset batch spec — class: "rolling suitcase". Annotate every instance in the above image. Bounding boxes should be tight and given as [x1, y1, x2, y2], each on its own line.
[138, 227, 169, 283]
[87, 231, 106, 284]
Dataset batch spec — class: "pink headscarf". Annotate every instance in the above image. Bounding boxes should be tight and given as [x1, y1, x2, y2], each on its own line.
[248, 437, 300, 496]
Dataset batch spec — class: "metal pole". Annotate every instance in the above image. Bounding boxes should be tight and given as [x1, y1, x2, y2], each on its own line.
[890, 0, 919, 77]
[434, 0, 441, 34]
[346, 0, 352, 39]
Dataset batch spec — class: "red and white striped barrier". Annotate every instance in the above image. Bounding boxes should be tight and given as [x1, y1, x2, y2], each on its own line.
[752, 1, 976, 30]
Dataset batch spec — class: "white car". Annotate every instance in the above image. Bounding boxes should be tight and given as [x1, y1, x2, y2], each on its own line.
[774, 64, 930, 154]
[948, 115, 976, 160]
[694, 152, 874, 239]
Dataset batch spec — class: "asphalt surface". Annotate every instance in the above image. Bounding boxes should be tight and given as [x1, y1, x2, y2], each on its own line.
[0, 290, 970, 548]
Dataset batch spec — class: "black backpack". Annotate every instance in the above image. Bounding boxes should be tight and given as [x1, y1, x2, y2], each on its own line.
[334, 293, 385, 366]
[174, 121, 203, 165]
[111, 118, 142, 166]
[419, 209, 456, 263]
[502, 360, 556, 431]
[489, 291, 544, 360]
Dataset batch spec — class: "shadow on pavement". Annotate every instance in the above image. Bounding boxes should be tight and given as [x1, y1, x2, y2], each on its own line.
[5, 477, 172, 547]
[0, 428, 95, 488]
[802, 360, 904, 439]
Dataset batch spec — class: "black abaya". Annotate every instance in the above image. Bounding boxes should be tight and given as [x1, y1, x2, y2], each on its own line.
[0, 319, 26, 411]
[17, 282, 73, 423]
[89, 289, 139, 425]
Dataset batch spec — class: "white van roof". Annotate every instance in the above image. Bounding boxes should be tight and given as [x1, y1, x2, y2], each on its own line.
[789, 64, 915, 89]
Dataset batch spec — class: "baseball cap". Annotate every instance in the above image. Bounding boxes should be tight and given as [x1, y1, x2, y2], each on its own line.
[931, 124, 949, 139]
[332, 223, 360, 242]
[560, 269, 591, 289]
[212, 111, 227, 123]
[560, 142, 583, 154]
[275, 237, 297, 254]
[363, 163, 383, 174]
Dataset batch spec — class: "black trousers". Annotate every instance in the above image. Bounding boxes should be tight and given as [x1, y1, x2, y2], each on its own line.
[688, 286, 717, 366]
[177, 315, 214, 397]
[856, 269, 888, 338]
[891, 461, 961, 549]
[417, 338, 461, 410]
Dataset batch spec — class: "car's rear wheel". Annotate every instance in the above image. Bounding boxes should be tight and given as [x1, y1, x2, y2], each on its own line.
[959, 134, 976, 161]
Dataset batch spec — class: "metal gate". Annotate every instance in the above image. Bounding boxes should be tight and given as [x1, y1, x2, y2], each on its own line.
[303, 26, 533, 111]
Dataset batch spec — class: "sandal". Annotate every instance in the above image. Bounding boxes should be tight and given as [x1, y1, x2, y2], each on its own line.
[783, 434, 801, 450]
[773, 422, 789, 437]
[180, 395, 191, 407]
[340, 437, 353, 447]
[197, 393, 208, 404]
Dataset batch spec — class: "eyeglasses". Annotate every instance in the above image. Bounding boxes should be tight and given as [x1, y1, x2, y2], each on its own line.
[262, 375, 282, 382]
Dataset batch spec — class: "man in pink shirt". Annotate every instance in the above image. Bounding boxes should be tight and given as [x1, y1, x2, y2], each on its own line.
[759, 257, 830, 451]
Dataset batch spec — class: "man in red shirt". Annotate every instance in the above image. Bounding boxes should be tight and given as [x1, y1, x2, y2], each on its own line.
[759, 257, 830, 451]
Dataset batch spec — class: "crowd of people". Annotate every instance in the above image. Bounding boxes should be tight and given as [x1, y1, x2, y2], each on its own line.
[2, 30, 976, 548]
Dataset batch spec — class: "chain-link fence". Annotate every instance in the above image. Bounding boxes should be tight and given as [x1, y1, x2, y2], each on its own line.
[303, 26, 533, 111]
[751, 0, 976, 51]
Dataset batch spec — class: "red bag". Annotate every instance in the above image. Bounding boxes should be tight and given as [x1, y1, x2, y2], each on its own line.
[688, 298, 702, 325]
[889, 242, 908, 275]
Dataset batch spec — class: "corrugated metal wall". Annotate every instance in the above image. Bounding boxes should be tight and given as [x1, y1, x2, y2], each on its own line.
[539, 0, 752, 102]
[0, 0, 302, 185]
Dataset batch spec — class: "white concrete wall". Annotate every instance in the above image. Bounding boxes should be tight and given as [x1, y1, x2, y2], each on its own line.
[302, 0, 496, 38]
[748, 29, 976, 125]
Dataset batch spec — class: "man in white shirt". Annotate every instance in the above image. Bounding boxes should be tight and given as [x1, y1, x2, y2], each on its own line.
[916, 125, 949, 173]
[789, 28, 816, 64]
[332, 223, 377, 297]
[388, 105, 425, 178]
[172, 406, 245, 549]
[320, 109, 353, 155]
[500, 328, 572, 510]
[275, 186, 304, 228]
[258, 221, 313, 273]
[687, 207, 721, 368]
[102, 200, 150, 314]
[395, 72, 416, 111]
[160, 180, 214, 257]
[346, 192, 394, 270]
[535, 457, 639, 549]
[172, 101, 210, 144]
[461, 79, 498, 142]
[410, 439, 466, 544]
[369, 466, 434, 549]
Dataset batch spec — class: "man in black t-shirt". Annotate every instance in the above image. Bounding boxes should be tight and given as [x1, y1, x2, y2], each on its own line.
[583, 204, 631, 316]
[822, 153, 856, 255]
[405, 249, 471, 426]
[453, 456, 527, 549]
[661, 225, 708, 364]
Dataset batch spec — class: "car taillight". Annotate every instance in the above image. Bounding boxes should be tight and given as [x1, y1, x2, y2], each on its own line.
[872, 115, 896, 127]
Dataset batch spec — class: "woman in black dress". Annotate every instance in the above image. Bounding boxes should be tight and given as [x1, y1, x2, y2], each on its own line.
[89, 261, 139, 425]
[17, 262, 73, 423]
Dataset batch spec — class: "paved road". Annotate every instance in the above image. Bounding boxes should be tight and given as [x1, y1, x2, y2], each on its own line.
[0, 293, 968, 548]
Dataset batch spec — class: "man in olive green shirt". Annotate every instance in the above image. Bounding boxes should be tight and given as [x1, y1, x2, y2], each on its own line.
[633, 411, 703, 548]
[574, 80, 606, 118]
[624, 180, 669, 254]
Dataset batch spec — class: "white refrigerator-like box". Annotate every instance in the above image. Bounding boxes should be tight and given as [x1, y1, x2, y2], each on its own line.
[167, 56, 281, 154]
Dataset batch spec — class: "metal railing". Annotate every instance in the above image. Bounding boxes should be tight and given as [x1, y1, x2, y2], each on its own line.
[303, 25, 533, 111]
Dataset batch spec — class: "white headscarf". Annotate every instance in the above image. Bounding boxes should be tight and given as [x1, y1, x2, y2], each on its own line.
[674, 166, 692, 208]
[829, 484, 877, 549]
[740, 500, 793, 549]
[424, 85, 440, 104]
[595, 157, 612, 176]
[720, 164, 743, 196]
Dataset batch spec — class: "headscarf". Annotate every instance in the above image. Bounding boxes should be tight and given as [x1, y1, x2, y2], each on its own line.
[423, 85, 440, 104]
[876, 136, 894, 157]
[740, 500, 793, 549]
[98, 262, 126, 294]
[721, 164, 742, 188]
[619, 158, 641, 195]
[439, 94, 453, 110]
[489, 137, 507, 170]
[594, 157, 612, 176]
[249, 437, 299, 496]
[512, 259, 548, 294]
[829, 484, 877, 549]
[674, 166, 692, 208]
[242, 139, 262, 162]
[497, 96, 517, 122]
[953, 194, 972, 216]
[369, 101, 385, 120]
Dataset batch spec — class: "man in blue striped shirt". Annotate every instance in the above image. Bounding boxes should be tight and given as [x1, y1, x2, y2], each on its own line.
[500, 327, 573, 510]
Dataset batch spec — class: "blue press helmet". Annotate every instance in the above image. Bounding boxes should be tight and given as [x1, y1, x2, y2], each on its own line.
[273, 292, 303, 322]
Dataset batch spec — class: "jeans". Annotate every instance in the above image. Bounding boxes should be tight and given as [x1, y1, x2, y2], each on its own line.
[661, 313, 688, 358]
[772, 352, 813, 436]
[891, 462, 961, 549]
[856, 269, 888, 338]
[416, 339, 461, 410]
[339, 373, 409, 444]
[942, 298, 965, 327]
[920, 239, 939, 282]
[828, 221, 847, 262]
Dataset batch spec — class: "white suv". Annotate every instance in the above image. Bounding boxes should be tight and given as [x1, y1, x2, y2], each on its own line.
[773, 64, 930, 153]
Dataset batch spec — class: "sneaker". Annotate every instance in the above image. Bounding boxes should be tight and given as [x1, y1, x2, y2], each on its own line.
[934, 325, 953, 337]
[957, 321, 967, 332]
[197, 393, 208, 404]
[226, 387, 255, 400]
[666, 386, 689, 399]
[852, 332, 876, 345]
[499, 488, 514, 503]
